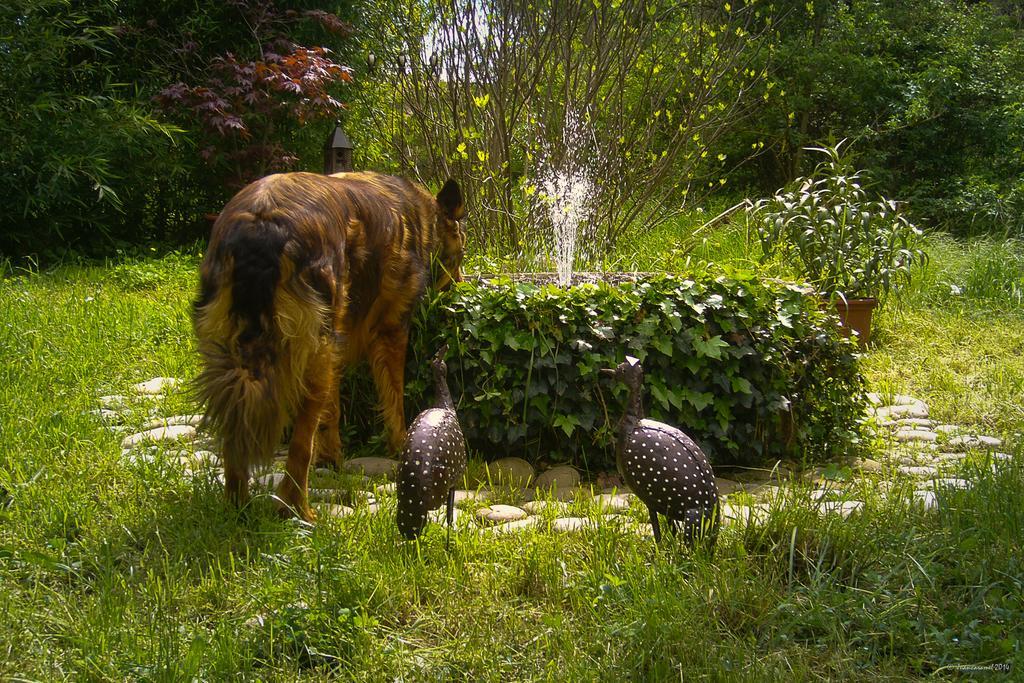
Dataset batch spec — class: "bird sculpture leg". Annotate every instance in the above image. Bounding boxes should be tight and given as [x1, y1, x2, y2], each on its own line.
[446, 486, 456, 550]
[648, 506, 662, 544]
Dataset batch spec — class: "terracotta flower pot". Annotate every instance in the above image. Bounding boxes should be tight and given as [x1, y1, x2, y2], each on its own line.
[832, 297, 877, 347]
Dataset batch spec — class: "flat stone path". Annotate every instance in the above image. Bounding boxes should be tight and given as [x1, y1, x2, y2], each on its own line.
[98, 378, 1015, 540]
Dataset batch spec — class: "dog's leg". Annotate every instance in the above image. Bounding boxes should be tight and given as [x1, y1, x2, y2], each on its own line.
[224, 457, 250, 510]
[315, 371, 343, 468]
[367, 325, 409, 454]
[316, 288, 347, 468]
[277, 344, 334, 522]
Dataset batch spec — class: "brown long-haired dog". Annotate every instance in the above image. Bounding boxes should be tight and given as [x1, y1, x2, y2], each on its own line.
[192, 171, 465, 521]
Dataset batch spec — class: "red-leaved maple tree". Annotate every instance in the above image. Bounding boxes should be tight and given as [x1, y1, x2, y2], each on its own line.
[156, 4, 352, 190]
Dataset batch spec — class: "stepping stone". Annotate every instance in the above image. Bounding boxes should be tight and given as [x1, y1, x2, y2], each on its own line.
[894, 418, 935, 429]
[312, 467, 337, 478]
[521, 500, 568, 515]
[894, 429, 937, 443]
[257, 472, 287, 489]
[922, 478, 971, 491]
[935, 424, 960, 434]
[341, 457, 400, 479]
[375, 482, 397, 495]
[533, 465, 580, 490]
[123, 449, 157, 465]
[804, 466, 844, 485]
[809, 487, 842, 502]
[132, 377, 180, 395]
[98, 395, 129, 409]
[551, 517, 597, 532]
[89, 408, 124, 423]
[476, 504, 528, 524]
[947, 435, 1003, 450]
[729, 470, 775, 484]
[897, 465, 938, 478]
[714, 478, 742, 496]
[720, 503, 769, 525]
[120, 424, 197, 449]
[818, 500, 864, 519]
[593, 493, 634, 513]
[851, 458, 883, 473]
[324, 504, 354, 518]
[773, 461, 799, 478]
[524, 486, 582, 502]
[179, 450, 219, 469]
[347, 489, 377, 504]
[596, 470, 625, 490]
[628, 522, 655, 537]
[481, 457, 535, 487]
[307, 488, 352, 503]
[598, 514, 632, 526]
[866, 392, 885, 406]
[453, 489, 491, 504]
[483, 517, 538, 535]
[934, 452, 967, 463]
[875, 403, 929, 420]
[912, 490, 938, 511]
[141, 414, 204, 430]
[427, 507, 463, 525]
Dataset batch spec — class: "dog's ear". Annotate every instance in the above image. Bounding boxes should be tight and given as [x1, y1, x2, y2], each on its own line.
[436, 179, 464, 220]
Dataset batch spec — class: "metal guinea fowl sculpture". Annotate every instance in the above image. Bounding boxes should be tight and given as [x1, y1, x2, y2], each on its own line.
[396, 344, 467, 545]
[601, 356, 719, 547]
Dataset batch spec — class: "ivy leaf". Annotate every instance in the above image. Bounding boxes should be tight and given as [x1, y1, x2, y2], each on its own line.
[553, 413, 580, 437]
[652, 336, 673, 357]
[649, 381, 670, 409]
[692, 335, 728, 359]
[730, 376, 753, 394]
[682, 389, 714, 411]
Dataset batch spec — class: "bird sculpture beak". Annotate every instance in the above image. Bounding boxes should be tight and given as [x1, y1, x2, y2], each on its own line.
[599, 368, 616, 378]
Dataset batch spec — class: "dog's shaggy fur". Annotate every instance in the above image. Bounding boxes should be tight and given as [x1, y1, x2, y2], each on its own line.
[193, 171, 464, 520]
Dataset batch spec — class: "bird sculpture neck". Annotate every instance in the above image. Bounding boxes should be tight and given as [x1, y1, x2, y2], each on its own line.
[433, 364, 454, 410]
[620, 377, 645, 432]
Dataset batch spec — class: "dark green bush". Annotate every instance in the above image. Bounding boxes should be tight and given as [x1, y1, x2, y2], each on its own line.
[339, 270, 866, 470]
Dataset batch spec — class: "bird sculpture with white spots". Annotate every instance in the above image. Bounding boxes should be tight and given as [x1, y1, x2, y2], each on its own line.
[396, 344, 467, 546]
[601, 356, 719, 547]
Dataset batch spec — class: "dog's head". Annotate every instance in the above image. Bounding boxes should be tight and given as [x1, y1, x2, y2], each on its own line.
[433, 179, 465, 290]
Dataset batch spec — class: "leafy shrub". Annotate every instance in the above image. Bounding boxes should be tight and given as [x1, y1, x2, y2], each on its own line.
[716, 0, 1024, 237]
[750, 142, 927, 302]
[339, 271, 866, 470]
[154, 4, 354, 191]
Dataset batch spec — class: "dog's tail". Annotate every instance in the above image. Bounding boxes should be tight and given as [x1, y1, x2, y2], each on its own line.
[192, 212, 330, 487]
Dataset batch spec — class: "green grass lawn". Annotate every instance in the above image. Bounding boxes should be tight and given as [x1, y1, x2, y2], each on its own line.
[1, 238, 1022, 680]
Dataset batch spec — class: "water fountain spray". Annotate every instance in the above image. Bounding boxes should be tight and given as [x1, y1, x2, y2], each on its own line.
[535, 108, 598, 286]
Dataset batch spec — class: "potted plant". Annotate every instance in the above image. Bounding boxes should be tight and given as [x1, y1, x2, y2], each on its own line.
[749, 141, 927, 345]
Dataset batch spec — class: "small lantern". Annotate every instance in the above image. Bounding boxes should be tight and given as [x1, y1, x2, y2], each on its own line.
[367, 52, 377, 72]
[324, 122, 353, 174]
